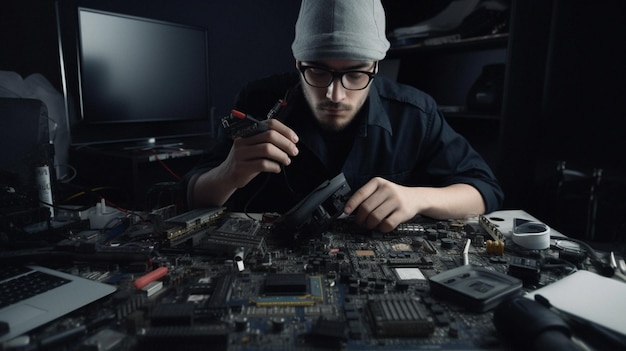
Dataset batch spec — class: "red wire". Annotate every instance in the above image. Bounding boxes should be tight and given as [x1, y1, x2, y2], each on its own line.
[153, 151, 182, 181]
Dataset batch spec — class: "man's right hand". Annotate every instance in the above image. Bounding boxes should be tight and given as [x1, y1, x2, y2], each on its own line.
[221, 119, 300, 189]
[190, 119, 299, 208]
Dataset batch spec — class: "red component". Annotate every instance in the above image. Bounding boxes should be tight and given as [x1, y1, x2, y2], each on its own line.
[133, 266, 168, 289]
[231, 109, 246, 119]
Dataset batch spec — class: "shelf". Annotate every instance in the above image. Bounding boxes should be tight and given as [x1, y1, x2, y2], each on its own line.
[388, 33, 509, 55]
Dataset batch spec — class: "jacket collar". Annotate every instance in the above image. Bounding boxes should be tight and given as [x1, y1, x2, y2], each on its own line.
[359, 80, 392, 137]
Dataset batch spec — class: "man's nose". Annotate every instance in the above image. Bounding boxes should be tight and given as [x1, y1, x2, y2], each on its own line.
[326, 78, 347, 102]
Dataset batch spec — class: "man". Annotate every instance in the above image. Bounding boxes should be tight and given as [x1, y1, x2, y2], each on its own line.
[185, 0, 503, 233]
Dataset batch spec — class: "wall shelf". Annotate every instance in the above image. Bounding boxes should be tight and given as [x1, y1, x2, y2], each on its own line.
[389, 33, 509, 55]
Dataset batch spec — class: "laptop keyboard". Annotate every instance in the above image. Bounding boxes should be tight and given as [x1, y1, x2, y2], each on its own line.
[0, 266, 71, 309]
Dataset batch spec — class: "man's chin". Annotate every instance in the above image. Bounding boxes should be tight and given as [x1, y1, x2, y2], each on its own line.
[316, 108, 356, 129]
[317, 116, 350, 132]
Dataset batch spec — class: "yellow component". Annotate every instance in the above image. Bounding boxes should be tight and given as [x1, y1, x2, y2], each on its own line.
[486, 240, 505, 255]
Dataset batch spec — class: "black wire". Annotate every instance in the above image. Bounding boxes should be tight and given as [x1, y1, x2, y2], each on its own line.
[242, 164, 299, 216]
[551, 235, 603, 261]
[243, 173, 272, 220]
[241, 88, 298, 220]
[541, 256, 578, 273]
[550, 235, 615, 276]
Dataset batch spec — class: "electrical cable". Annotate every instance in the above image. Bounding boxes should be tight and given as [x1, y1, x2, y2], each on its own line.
[152, 151, 182, 181]
[243, 173, 272, 221]
[241, 88, 296, 220]
[56, 164, 77, 183]
[550, 235, 614, 277]
[62, 186, 125, 203]
[540, 256, 577, 274]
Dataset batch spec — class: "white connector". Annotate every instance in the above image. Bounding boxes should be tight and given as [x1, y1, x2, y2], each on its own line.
[88, 199, 124, 229]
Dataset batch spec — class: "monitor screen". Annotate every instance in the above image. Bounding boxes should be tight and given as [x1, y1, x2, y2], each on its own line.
[67, 7, 211, 146]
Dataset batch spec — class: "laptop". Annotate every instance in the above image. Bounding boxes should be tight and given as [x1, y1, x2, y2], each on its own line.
[0, 265, 117, 343]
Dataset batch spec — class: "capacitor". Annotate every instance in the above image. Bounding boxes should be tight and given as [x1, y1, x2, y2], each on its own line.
[427, 229, 438, 241]
[271, 317, 286, 332]
[441, 238, 455, 249]
[235, 316, 249, 332]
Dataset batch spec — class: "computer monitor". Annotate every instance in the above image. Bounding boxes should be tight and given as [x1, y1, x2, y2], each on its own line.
[59, 6, 212, 147]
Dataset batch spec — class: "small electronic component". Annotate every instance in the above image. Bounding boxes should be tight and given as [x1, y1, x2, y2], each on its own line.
[198, 274, 235, 319]
[366, 294, 434, 337]
[393, 222, 425, 235]
[195, 216, 266, 262]
[508, 256, 541, 284]
[221, 109, 269, 139]
[133, 266, 168, 290]
[166, 207, 225, 228]
[479, 215, 504, 241]
[250, 274, 323, 307]
[264, 273, 308, 295]
[393, 267, 427, 283]
[486, 239, 505, 255]
[163, 207, 225, 241]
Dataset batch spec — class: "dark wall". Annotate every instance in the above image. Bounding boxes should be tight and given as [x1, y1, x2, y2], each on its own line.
[0, 1, 61, 90]
[0, 0, 301, 121]
[540, 0, 626, 172]
[499, 0, 626, 240]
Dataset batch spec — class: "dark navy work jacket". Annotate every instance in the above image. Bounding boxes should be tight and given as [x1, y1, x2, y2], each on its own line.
[185, 73, 504, 215]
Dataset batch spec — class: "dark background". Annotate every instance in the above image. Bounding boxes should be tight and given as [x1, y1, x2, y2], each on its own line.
[0, 0, 301, 122]
[1, 0, 625, 242]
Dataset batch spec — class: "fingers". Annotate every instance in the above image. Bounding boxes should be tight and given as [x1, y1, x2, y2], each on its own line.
[225, 120, 299, 185]
[241, 119, 299, 159]
[266, 119, 299, 144]
[233, 136, 295, 168]
[344, 178, 414, 233]
[343, 179, 378, 216]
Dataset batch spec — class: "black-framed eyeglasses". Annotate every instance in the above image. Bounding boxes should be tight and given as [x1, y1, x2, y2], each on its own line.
[298, 62, 377, 90]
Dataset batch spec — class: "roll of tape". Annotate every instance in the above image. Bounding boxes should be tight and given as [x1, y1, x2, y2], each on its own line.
[511, 218, 550, 250]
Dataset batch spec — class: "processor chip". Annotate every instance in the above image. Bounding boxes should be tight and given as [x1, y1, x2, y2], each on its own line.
[394, 267, 426, 281]
[391, 243, 413, 252]
[264, 273, 308, 295]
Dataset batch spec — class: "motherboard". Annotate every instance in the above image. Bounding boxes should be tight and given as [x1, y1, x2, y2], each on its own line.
[1, 207, 619, 351]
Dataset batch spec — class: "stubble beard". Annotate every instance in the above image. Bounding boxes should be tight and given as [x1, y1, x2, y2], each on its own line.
[303, 89, 360, 133]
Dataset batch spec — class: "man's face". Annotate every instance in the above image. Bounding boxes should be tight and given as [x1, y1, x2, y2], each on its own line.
[297, 59, 376, 132]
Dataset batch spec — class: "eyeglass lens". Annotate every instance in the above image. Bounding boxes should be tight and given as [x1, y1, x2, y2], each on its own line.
[303, 67, 373, 90]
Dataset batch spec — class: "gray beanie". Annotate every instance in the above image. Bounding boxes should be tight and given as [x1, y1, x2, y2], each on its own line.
[291, 0, 390, 61]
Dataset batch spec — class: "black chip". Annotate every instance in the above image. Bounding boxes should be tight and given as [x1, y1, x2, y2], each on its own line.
[366, 295, 435, 337]
[264, 273, 308, 295]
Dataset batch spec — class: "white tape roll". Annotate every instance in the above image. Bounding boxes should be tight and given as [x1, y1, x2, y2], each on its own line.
[511, 218, 550, 250]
